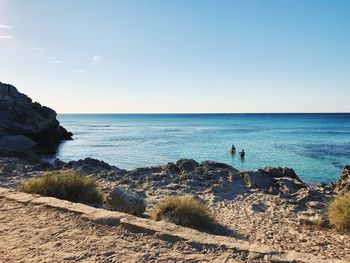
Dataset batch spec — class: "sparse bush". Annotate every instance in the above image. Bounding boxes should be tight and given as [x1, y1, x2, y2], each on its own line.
[328, 191, 350, 231]
[20, 171, 103, 204]
[151, 195, 215, 231]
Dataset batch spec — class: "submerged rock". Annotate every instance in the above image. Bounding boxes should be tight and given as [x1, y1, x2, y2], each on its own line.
[0, 81, 72, 162]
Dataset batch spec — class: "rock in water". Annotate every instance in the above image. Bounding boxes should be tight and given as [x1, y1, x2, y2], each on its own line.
[107, 188, 146, 216]
[0, 81, 72, 162]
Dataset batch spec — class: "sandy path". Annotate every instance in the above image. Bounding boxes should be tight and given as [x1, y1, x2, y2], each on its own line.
[0, 198, 244, 263]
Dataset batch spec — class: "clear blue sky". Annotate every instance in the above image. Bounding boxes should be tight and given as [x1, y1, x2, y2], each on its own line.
[0, 0, 349, 113]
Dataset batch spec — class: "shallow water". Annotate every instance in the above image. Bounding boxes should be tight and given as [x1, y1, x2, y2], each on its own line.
[53, 114, 350, 183]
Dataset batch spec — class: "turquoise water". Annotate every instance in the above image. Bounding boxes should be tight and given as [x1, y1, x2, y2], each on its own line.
[55, 114, 350, 183]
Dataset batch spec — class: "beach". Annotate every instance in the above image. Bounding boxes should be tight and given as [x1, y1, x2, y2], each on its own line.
[0, 83, 349, 263]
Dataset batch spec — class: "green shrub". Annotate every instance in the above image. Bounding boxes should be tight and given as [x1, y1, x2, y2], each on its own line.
[328, 191, 350, 231]
[20, 171, 103, 204]
[151, 195, 215, 231]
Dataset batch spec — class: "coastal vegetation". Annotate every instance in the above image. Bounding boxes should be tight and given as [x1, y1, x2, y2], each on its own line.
[328, 191, 350, 231]
[151, 195, 215, 231]
[19, 171, 103, 205]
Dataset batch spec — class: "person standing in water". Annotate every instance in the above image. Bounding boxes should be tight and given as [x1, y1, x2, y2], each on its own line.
[230, 144, 236, 154]
[239, 149, 245, 158]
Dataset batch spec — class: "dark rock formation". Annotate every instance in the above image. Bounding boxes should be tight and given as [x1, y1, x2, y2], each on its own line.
[0, 135, 39, 163]
[333, 165, 350, 193]
[242, 167, 307, 196]
[176, 159, 199, 173]
[0, 81, 72, 162]
[59, 158, 126, 176]
[260, 166, 301, 182]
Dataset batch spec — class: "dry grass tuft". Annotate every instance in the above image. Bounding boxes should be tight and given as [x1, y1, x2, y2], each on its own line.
[328, 191, 350, 232]
[151, 195, 215, 231]
[20, 171, 103, 205]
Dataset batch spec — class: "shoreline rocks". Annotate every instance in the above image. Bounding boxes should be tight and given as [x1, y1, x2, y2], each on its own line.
[1, 156, 348, 206]
[0, 81, 72, 163]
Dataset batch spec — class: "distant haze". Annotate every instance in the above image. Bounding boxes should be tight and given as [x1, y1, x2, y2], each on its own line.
[0, 0, 349, 113]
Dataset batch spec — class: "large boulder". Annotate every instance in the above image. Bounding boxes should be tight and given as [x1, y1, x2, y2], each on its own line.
[242, 167, 307, 195]
[66, 158, 114, 171]
[107, 188, 146, 216]
[0, 135, 39, 163]
[260, 166, 302, 182]
[0, 81, 72, 161]
[242, 171, 274, 190]
[261, 166, 306, 194]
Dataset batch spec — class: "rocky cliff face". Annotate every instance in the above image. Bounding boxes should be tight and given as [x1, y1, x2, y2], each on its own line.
[0, 81, 72, 162]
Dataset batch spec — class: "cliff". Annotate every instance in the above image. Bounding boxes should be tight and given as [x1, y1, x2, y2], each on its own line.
[0, 81, 72, 162]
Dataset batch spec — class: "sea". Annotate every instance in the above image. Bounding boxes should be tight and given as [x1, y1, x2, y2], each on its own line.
[53, 113, 350, 183]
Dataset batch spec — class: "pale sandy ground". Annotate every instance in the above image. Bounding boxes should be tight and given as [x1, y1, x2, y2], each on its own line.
[0, 198, 248, 263]
[1, 195, 349, 263]
[210, 192, 350, 262]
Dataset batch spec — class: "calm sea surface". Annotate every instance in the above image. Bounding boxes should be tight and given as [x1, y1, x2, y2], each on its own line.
[54, 114, 350, 183]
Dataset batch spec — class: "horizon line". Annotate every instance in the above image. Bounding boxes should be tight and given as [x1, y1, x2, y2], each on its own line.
[57, 112, 350, 115]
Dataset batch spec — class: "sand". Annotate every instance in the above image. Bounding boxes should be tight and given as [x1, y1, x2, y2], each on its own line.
[0, 198, 244, 263]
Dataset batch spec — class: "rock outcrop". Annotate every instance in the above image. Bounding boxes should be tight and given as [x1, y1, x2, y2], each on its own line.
[333, 165, 350, 193]
[243, 166, 307, 195]
[0, 81, 72, 162]
[0, 135, 39, 163]
[55, 158, 308, 203]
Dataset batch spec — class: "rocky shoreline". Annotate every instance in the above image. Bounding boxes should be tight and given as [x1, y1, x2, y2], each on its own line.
[0, 155, 348, 209]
